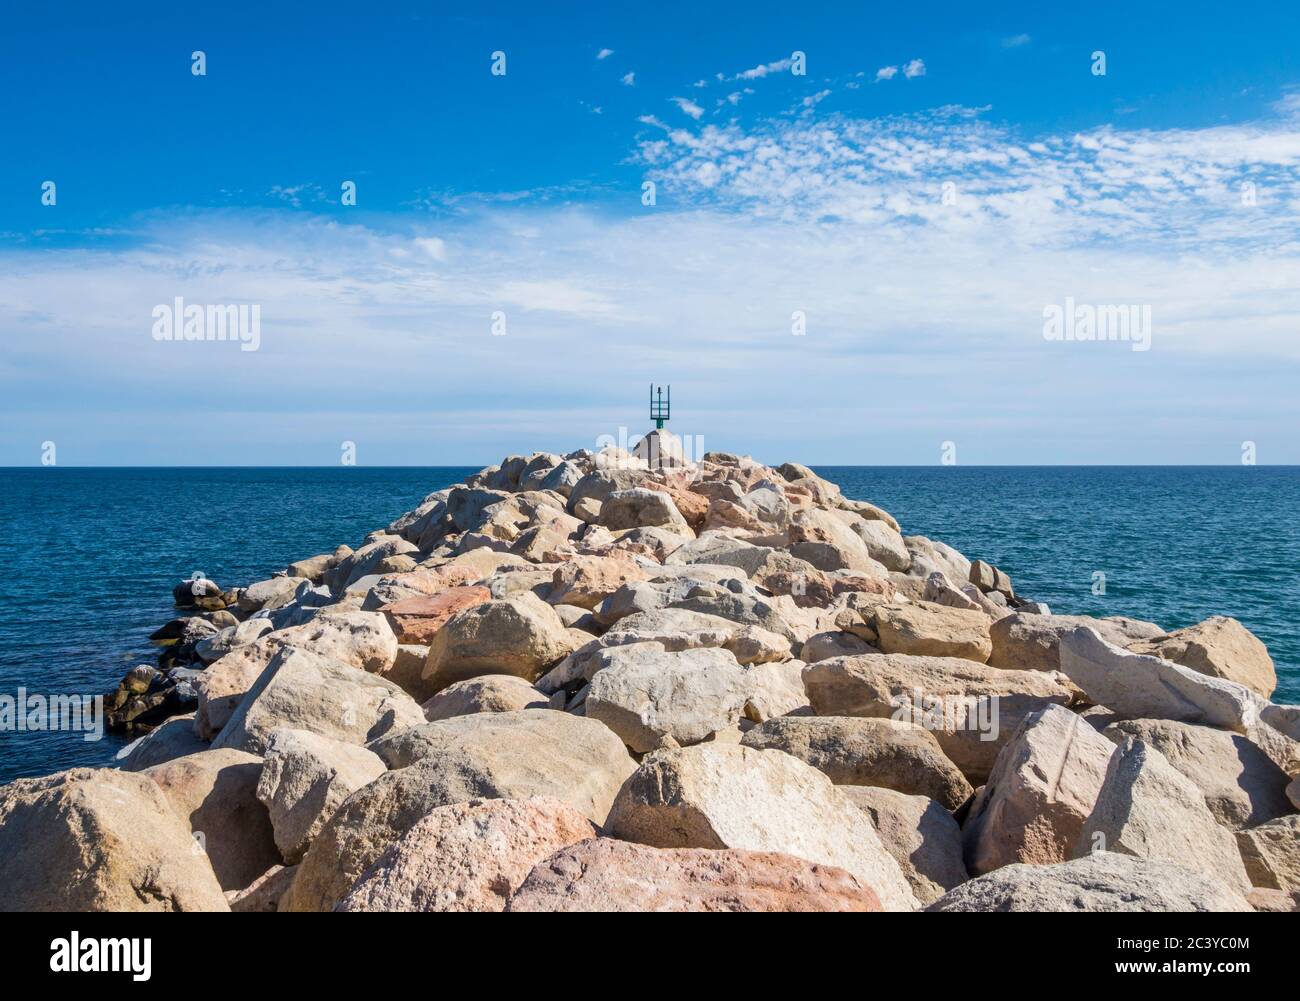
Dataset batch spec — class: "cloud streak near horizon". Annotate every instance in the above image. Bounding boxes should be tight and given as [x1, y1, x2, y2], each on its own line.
[3, 94, 1299, 466]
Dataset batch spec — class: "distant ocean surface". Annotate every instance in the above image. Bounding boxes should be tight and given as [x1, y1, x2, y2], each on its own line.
[1, 465, 1295, 783]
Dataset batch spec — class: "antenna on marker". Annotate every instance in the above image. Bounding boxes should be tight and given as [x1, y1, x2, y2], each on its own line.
[650, 384, 670, 430]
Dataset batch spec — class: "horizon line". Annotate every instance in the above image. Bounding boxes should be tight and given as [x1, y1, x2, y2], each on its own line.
[4, 463, 1297, 471]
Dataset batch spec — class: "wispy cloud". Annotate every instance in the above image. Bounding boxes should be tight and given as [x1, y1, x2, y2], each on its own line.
[903, 58, 926, 79]
[1002, 33, 1032, 48]
[729, 56, 794, 81]
[6, 98, 1300, 464]
[670, 96, 705, 120]
[596, 48, 614, 60]
[621, 71, 635, 86]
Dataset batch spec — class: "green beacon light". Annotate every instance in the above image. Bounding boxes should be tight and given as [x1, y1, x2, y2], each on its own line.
[650, 384, 671, 430]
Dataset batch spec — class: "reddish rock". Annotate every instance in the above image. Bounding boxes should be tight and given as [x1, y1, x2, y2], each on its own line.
[380, 586, 492, 643]
[507, 837, 883, 912]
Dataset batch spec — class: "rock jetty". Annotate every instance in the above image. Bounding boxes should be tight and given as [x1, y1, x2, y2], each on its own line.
[2, 438, 1297, 912]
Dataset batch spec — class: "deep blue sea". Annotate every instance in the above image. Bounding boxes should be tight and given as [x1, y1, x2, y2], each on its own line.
[0, 465, 1295, 783]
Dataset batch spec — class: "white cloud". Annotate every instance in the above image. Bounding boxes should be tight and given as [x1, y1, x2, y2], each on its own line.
[414, 236, 447, 261]
[802, 89, 831, 109]
[670, 96, 705, 120]
[731, 57, 793, 81]
[1003, 33, 1032, 48]
[875, 65, 898, 82]
[903, 58, 926, 79]
[596, 48, 614, 60]
[6, 99, 1300, 464]
[621, 71, 635, 86]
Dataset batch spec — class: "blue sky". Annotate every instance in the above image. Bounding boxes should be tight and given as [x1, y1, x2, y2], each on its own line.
[2, 1, 1299, 465]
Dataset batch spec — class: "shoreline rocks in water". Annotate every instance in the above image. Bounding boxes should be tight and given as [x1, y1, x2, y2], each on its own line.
[6, 437, 1296, 912]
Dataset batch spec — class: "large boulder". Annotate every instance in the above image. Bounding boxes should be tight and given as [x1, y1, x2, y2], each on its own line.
[840, 516, 911, 572]
[547, 556, 651, 610]
[1075, 738, 1252, 894]
[283, 710, 634, 911]
[989, 613, 1164, 672]
[585, 643, 753, 752]
[605, 743, 919, 911]
[422, 592, 579, 692]
[507, 838, 884, 912]
[740, 716, 972, 809]
[0, 768, 229, 911]
[1103, 719, 1293, 830]
[1059, 627, 1266, 734]
[1235, 815, 1300, 892]
[238, 576, 301, 613]
[599, 488, 692, 533]
[336, 797, 597, 912]
[874, 602, 992, 663]
[842, 786, 968, 905]
[926, 852, 1251, 912]
[743, 659, 810, 722]
[962, 704, 1115, 873]
[255, 728, 387, 864]
[664, 535, 773, 576]
[118, 713, 208, 771]
[211, 647, 424, 756]
[802, 653, 1075, 784]
[422, 675, 549, 721]
[378, 586, 492, 644]
[193, 611, 401, 738]
[144, 749, 280, 891]
[1127, 616, 1276, 698]
[446, 486, 511, 533]
[586, 608, 791, 670]
[787, 508, 883, 573]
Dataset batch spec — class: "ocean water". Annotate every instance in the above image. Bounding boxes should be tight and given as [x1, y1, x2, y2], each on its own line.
[0, 465, 1295, 784]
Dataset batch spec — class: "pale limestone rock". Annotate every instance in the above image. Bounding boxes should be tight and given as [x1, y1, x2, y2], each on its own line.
[0, 768, 229, 911]
[144, 748, 279, 891]
[422, 591, 581, 691]
[422, 674, 549, 721]
[963, 704, 1116, 873]
[1075, 738, 1252, 894]
[1059, 626, 1266, 734]
[842, 786, 967, 905]
[875, 601, 993, 662]
[1128, 616, 1276, 697]
[1103, 718, 1292, 830]
[212, 646, 424, 756]
[1234, 815, 1300, 892]
[605, 743, 919, 911]
[585, 643, 753, 752]
[741, 715, 972, 809]
[743, 659, 810, 722]
[926, 852, 1251, 912]
[802, 653, 1074, 784]
[255, 728, 386, 864]
[283, 710, 634, 911]
[989, 612, 1165, 672]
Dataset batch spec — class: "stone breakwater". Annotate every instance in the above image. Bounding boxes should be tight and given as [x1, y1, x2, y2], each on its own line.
[2, 438, 1298, 912]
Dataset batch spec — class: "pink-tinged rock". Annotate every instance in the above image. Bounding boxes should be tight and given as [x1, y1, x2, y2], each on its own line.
[506, 837, 883, 912]
[379, 586, 492, 643]
[336, 797, 597, 912]
[547, 555, 651, 610]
